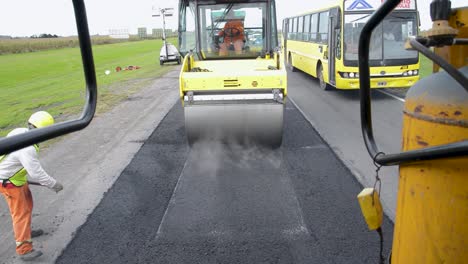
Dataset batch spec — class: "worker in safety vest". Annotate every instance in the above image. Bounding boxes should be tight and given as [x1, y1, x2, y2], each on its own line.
[0, 111, 63, 261]
[218, 11, 245, 56]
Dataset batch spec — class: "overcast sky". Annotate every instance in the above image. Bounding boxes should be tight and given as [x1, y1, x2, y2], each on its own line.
[0, 0, 466, 37]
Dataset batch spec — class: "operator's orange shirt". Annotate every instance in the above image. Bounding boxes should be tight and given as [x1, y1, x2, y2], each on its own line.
[219, 20, 245, 43]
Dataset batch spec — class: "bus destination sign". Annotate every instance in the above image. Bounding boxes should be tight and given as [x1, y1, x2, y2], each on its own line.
[345, 0, 415, 11]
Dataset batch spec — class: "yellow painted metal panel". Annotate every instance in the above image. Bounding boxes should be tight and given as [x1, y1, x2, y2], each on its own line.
[335, 75, 419, 89]
[180, 58, 287, 94]
[287, 40, 324, 77]
[394, 145, 468, 263]
[393, 68, 468, 263]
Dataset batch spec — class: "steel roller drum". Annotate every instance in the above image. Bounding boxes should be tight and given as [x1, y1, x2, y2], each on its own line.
[184, 102, 284, 148]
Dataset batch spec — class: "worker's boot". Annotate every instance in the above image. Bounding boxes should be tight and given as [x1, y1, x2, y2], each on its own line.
[19, 249, 43, 261]
[31, 229, 44, 238]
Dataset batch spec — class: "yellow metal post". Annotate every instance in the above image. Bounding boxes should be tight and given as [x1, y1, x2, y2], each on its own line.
[392, 68, 468, 263]
[392, 5, 468, 262]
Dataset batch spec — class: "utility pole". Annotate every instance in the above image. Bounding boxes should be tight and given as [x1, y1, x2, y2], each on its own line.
[153, 7, 174, 62]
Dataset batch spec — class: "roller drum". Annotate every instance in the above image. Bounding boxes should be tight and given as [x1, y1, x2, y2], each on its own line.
[184, 102, 284, 148]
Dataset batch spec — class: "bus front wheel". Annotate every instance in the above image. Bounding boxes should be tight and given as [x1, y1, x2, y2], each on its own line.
[317, 64, 330, 91]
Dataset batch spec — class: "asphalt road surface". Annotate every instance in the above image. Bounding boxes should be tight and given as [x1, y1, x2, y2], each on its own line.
[287, 69, 408, 220]
[56, 101, 394, 264]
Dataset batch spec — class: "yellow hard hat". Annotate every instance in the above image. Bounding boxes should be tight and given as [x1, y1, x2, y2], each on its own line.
[28, 111, 55, 128]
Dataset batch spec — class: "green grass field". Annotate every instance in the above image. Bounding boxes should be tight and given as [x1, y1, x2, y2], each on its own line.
[0, 39, 434, 138]
[0, 36, 134, 55]
[0, 38, 178, 136]
[418, 53, 432, 79]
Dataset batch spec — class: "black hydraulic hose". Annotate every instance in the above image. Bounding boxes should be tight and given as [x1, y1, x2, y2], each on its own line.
[410, 38, 468, 93]
[358, 0, 400, 161]
[0, 0, 97, 155]
[453, 38, 468, 45]
[372, 141, 468, 166]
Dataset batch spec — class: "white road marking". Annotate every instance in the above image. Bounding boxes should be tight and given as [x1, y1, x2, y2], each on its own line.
[376, 89, 406, 102]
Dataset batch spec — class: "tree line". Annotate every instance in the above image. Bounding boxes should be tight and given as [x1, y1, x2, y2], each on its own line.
[30, 33, 59, 38]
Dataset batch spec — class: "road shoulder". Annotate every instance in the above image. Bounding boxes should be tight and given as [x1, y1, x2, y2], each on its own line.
[0, 69, 180, 264]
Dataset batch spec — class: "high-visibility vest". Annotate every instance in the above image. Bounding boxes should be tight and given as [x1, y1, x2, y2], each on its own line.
[0, 144, 39, 187]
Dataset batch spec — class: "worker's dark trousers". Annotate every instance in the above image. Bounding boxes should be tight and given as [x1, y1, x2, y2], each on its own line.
[0, 183, 34, 255]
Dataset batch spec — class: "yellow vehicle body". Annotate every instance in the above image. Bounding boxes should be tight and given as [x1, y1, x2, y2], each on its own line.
[282, 0, 420, 90]
[179, 52, 287, 147]
[178, 0, 286, 147]
[394, 66, 468, 263]
[179, 56, 287, 97]
[333, 64, 419, 89]
[392, 5, 468, 262]
[287, 40, 420, 89]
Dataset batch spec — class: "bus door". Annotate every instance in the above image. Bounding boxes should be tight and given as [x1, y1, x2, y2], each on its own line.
[328, 7, 340, 86]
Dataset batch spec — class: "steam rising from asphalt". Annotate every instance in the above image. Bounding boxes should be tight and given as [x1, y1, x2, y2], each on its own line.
[188, 138, 282, 179]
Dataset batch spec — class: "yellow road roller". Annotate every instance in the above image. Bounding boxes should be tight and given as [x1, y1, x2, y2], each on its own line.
[178, 0, 287, 148]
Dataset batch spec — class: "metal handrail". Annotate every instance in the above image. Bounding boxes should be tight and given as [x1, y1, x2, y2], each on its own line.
[0, 0, 97, 155]
[358, 0, 468, 166]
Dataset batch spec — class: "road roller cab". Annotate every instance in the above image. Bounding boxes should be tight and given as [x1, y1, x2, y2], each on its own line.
[178, 0, 287, 147]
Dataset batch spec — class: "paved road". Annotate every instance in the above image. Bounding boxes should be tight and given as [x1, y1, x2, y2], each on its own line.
[287, 69, 407, 220]
[1, 67, 402, 263]
[56, 101, 393, 263]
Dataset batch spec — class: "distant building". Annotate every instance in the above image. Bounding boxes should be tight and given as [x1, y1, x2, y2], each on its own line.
[151, 28, 177, 39]
[0, 35, 12, 39]
[152, 28, 163, 38]
[166, 29, 175, 38]
[109, 29, 130, 39]
[138, 27, 148, 39]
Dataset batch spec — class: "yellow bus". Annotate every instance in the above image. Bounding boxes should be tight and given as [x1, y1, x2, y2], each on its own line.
[282, 0, 420, 90]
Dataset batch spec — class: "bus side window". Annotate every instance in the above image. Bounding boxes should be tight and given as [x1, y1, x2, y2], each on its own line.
[297, 16, 303, 41]
[310, 13, 318, 42]
[282, 19, 287, 40]
[304, 15, 311, 42]
[318, 11, 329, 44]
[293, 17, 298, 40]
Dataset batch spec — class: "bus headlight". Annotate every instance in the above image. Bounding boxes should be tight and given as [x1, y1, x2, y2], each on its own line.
[339, 72, 359, 78]
[402, 70, 418, 76]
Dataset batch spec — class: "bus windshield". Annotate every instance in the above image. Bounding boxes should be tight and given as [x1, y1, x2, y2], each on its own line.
[198, 3, 267, 59]
[343, 12, 418, 66]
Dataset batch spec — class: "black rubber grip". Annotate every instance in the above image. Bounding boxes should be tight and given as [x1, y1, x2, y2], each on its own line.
[430, 0, 451, 21]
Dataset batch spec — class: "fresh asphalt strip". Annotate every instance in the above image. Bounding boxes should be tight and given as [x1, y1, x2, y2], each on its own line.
[56, 100, 394, 264]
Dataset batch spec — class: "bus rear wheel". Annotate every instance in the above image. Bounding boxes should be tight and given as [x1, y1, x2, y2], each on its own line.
[288, 54, 297, 72]
[317, 64, 330, 91]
